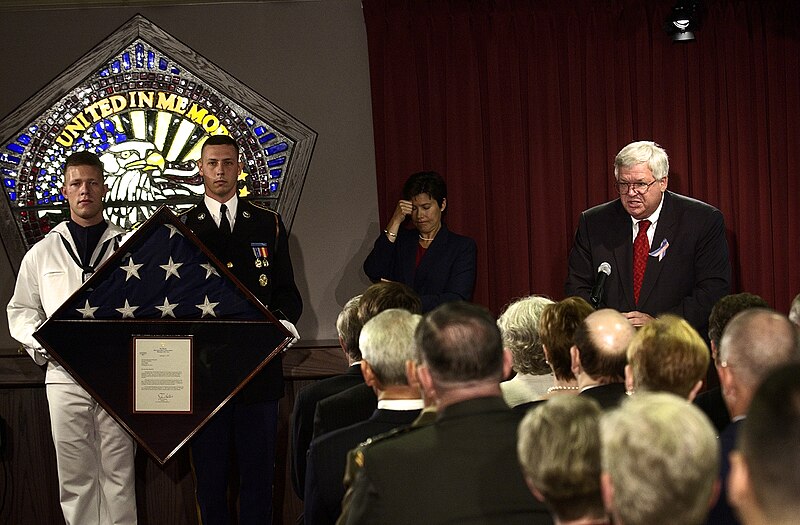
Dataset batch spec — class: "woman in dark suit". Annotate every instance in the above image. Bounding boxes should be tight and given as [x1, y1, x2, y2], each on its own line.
[364, 171, 476, 312]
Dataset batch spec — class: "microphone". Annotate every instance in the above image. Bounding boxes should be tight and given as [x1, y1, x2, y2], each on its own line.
[590, 262, 611, 309]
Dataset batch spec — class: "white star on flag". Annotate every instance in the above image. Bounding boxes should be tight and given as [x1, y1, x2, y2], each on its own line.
[116, 299, 139, 319]
[200, 262, 220, 279]
[160, 257, 183, 280]
[164, 224, 182, 238]
[155, 297, 178, 318]
[196, 295, 219, 318]
[120, 257, 144, 281]
[76, 300, 99, 319]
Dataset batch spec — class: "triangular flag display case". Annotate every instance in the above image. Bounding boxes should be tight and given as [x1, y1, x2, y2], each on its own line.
[34, 207, 292, 464]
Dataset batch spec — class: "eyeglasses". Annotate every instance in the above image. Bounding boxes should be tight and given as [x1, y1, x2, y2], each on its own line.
[615, 179, 659, 195]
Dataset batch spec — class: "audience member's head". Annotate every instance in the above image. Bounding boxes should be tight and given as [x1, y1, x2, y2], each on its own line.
[415, 301, 509, 403]
[789, 293, 800, 327]
[497, 295, 554, 376]
[358, 281, 422, 324]
[601, 392, 719, 525]
[625, 315, 709, 400]
[336, 294, 363, 362]
[358, 309, 422, 390]
[718, 308, 800, 418]
[729, 363, 800, 525]
[571, 309, 635, 385]
[518, 396, 606, 523]
[539, 296, 595, 382]
[708, 293, 769, 361]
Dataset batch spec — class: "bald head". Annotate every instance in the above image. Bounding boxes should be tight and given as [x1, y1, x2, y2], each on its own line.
[718, 308, 800, 416]
[573, 309, 636, 382]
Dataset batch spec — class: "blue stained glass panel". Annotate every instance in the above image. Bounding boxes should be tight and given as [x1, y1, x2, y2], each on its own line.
[17, 134, 31, 145]
[266, 142, 288, 155]
[4, 179, 15, 188]
[122, 52, 131, 70]
[135, 44, 144, 67]
[258, 133, 276, 145]
[246, 117, 255, 126]
[111, 60, 121, 73]
[1, 154, 21, 164]
[270, 169, 282, 178]
[6, 143, 24, 154]
[159, 58, 168, 71]
[269, 181, 279, 192]
[8, 192, 16, 201]
[148, 51, 155, 69]
[267, 157, 285, 167]
[254, 126, 267, 136]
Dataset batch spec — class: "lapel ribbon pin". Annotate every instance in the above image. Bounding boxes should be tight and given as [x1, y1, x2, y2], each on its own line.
[649, 239, 669, 261]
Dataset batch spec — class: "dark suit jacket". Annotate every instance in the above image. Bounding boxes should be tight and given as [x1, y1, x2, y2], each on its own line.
[363, 223, 477, 312]
[313, 383, 377, 439]
[290, 365, 365, 498]
[337, 396, 553, 525]
[182, 199, 303, 402]
[694, 386, 731, 434]
[706, 419, 742, 525]
[565, 191, 730, 337]
[304, 408, 421, 525]
[579, 383, 627, 410]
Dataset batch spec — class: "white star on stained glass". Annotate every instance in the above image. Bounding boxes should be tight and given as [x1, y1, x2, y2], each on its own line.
[200, 262, 220, 279]
[164, 224, 182, 238]
[155, 297, 178, 318]
[76, 300, 99, 319]
[160, 257, 183, 280]
[116, 299, 139, 319]
[120, 257, 144, 281]
[195, 295, 219, 318]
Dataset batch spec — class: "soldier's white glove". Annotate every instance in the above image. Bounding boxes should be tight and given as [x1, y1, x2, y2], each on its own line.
[279, 320, 300, 350]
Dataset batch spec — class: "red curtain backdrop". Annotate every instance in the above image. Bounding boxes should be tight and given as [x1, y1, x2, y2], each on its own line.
[363, 0, 800, 315]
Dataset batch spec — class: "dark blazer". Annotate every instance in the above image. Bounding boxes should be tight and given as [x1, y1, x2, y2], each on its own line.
[565, 191, 730, 337]
[337, 396, 553, 525]
[364, 223, 477, 312]
[694, 386, 731, 434]
[706, 419, 742, 525]
[290, 364, 365, 498]
[579, 383, 627, 410]
[182, 199, 303, 402]
[313, 383, 377, 439]
[304, 408, 421, 525]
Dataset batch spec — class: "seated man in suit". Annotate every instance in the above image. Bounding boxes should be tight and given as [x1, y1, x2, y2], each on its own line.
[571, 309, 635, 409]
[304, 309, 423, 525]
[312, 282, 422, 439]
[728, 363, 800, 525]
[601, 392, 720, 525]
[695, 293, 769, 433]
[707, 308, 800, 525]
[291, 294, 363, 499]
[565, 140, 730, 337]
[338, 302, 552, 525]
[625, 314, 709, 400]
[518, 396, 608, 525]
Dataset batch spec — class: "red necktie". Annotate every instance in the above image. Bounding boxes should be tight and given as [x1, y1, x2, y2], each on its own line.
[633, 219, 651, 305]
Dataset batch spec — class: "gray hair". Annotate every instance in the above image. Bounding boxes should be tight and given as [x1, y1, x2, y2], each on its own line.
[601, 392, 719, 525]
[336, 294, 363, 360]
[359, 309, 422, 386]
[614, 141, 669, 181]
[497, 295, 554, 375]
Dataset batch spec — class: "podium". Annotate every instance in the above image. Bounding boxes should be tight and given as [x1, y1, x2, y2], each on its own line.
[34, 206, 293, 464]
